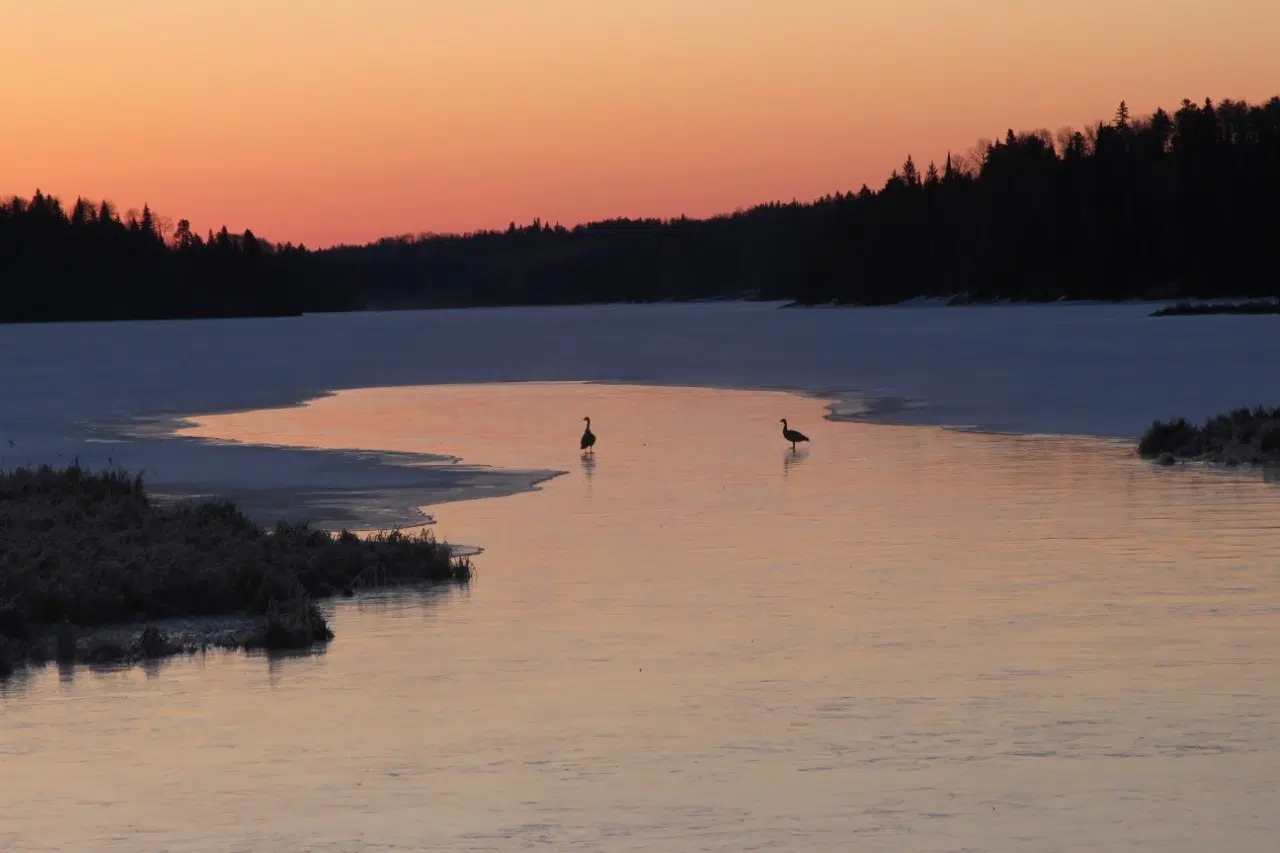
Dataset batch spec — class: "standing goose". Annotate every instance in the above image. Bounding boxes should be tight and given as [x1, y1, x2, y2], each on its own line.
[580, 417, 596, 454]
[780, 418, 809, 451]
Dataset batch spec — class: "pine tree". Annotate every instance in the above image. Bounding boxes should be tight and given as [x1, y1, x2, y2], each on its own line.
[925, 161, 940, 188]
[902, 155, 921, 188]
[1115, 100, 1131, 130]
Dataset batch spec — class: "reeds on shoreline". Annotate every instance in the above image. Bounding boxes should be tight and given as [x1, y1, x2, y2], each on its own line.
[1138, 406, 1280, 466]
[0, 463, 471, 678]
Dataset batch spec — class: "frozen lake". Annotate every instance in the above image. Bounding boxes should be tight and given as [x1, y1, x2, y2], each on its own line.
[2, 304, 1279, 851]
[2, 300, 1277, 526]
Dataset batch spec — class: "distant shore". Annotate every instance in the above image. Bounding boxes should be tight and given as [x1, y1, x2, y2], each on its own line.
[1138, 406, 1280, 466]
[6, 92, 1278, 321]
[0, 464, 471, 680]
[1150, 300, 1280, 317]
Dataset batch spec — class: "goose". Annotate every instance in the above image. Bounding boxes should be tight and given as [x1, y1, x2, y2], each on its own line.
[580, 417, 596, 454]
[780, 418, 809, 451]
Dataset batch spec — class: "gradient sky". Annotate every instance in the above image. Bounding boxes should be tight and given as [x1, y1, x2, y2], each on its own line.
[4, 1, 1278, 248]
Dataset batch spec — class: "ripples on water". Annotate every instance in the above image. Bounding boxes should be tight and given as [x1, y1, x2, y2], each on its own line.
[3, 383, 1278, 852]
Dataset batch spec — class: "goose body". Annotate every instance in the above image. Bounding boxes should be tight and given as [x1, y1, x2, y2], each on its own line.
[580, 417, 596, 453]
[780, 418, 809, 451]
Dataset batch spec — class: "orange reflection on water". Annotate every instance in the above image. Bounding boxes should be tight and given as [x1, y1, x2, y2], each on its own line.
[5, 381, 1274, 851]
[181, 381, 1280, 704]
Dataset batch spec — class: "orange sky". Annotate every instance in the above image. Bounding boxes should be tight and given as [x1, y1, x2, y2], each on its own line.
[3, 0, 1278, 248]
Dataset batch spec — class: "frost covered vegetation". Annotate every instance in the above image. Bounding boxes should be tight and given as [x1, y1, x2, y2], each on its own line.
[4, 94, 1279, 322]
[1138, 407, 1280, 465]
[0, 464, 471, 678]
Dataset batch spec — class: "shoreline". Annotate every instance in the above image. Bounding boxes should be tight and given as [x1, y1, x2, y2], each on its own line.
[125, 379, 1270, 536]
[157, 380, 1280, 538]
[1150, 299, 1280, 317]
[0, 464, 474, 681]
[81, 374, 1280, 534]
[8, 613, 259, 674]
[1138, 406, 1280, 467]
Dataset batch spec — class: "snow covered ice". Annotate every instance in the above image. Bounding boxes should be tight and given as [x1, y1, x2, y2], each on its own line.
[2, 300, 1276, 526]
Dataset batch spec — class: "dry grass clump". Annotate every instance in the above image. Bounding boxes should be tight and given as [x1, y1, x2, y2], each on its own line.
[0, 463, 471, 675]
[1138, 406, 1280, 465]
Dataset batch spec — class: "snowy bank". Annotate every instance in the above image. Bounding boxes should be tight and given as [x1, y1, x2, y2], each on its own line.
[1, 301, 1277, 526]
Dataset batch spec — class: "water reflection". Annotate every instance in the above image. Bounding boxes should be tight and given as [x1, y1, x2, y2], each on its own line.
[3, 588, 463, 698]
[579, 452, 596, 494]
[783, 445, 810, 475]
[55, 660, 74, 684]
[257, 646, 330, 687]
[80, 658, 172, 681]
[337, 584, 463, 616]
[4, 382, 1280, 853]
[0, 666, 35, 697]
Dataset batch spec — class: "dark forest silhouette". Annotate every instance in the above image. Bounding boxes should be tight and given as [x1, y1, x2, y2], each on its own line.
[0, 195, 321, 323]
[4, 95, 1278, 323]
[312, 96, 1279, 309]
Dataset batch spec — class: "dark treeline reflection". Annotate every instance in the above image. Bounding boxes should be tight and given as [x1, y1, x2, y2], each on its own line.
[4, 95, 1278, 323]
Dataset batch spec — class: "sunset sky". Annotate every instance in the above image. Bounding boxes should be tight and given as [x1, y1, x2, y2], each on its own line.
[4, 1, 1278, 248]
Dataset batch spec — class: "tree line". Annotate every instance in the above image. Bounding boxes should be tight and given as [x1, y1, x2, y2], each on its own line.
[4, 93, 1277, 323]
[0, 194, 331, 323]
[310, 95, 1280, 308]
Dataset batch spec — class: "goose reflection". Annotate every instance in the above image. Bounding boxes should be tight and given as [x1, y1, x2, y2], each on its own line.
[783, 446, 810, 475]
[580, 452, 596, 495]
